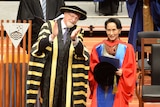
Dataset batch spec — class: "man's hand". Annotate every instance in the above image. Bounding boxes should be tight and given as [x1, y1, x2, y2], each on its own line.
[51, 21, 58, 40]
[70, 27, 82, 40]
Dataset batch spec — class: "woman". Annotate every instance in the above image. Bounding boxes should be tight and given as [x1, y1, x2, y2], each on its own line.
[88, 18, 136, 107]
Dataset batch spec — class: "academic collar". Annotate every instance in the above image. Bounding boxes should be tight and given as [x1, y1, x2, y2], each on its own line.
[104, 38, 122, 46]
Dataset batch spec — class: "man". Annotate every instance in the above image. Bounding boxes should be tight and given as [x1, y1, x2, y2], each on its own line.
[17, 0, 65, 51]
[26, 5, 90, 107]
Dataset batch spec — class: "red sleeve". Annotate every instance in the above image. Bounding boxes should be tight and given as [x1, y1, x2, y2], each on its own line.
[88, 44, 100, 99]
[114, 44, 137, 107]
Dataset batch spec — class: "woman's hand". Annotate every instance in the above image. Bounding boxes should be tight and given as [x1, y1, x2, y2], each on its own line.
[116, 68, 123, 76]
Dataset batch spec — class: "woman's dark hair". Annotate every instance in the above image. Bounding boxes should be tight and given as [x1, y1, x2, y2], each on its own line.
[104, 18, 122, 29]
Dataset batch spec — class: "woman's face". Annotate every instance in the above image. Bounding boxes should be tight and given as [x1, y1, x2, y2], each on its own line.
[63, 12, 80, 28]
[105, 22, 121, 41]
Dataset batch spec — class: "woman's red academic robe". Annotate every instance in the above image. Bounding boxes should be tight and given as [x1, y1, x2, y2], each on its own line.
[88, 40, 136, 107]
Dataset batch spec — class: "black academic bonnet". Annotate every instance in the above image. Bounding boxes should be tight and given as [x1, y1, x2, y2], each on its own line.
[93, 62, 117, 87]
[60, 5, 87, 20]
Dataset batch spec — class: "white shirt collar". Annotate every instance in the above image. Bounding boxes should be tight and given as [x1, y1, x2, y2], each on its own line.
[61, 19, 67, 34]
[40, 0, 43, 6]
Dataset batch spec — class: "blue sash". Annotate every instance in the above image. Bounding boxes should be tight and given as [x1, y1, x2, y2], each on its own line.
[96, 43, 127, 107]
[97, 85, 114, 107]
[115, 43, 127, 67]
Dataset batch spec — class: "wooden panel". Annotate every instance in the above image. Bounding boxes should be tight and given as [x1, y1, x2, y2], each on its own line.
[0, 20, 31, 107]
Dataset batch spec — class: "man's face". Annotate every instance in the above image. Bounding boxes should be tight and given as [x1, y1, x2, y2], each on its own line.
[105, 22, 121, 41]
[63, 12, 80, 28]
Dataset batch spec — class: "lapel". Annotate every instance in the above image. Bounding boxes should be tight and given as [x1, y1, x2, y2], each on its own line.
[57, 19, 64, 45]
[37, 0, 45, 19]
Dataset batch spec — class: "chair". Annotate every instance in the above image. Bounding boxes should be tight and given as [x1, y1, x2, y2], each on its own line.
[137, 32, 156, 75]
[136, 31, 160, 107]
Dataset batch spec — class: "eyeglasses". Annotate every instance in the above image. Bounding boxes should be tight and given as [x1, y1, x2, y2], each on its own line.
[67, 12, 79, 21]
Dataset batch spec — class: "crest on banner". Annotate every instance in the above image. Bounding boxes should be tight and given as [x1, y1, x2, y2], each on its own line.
[2, 23, 29, 48]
